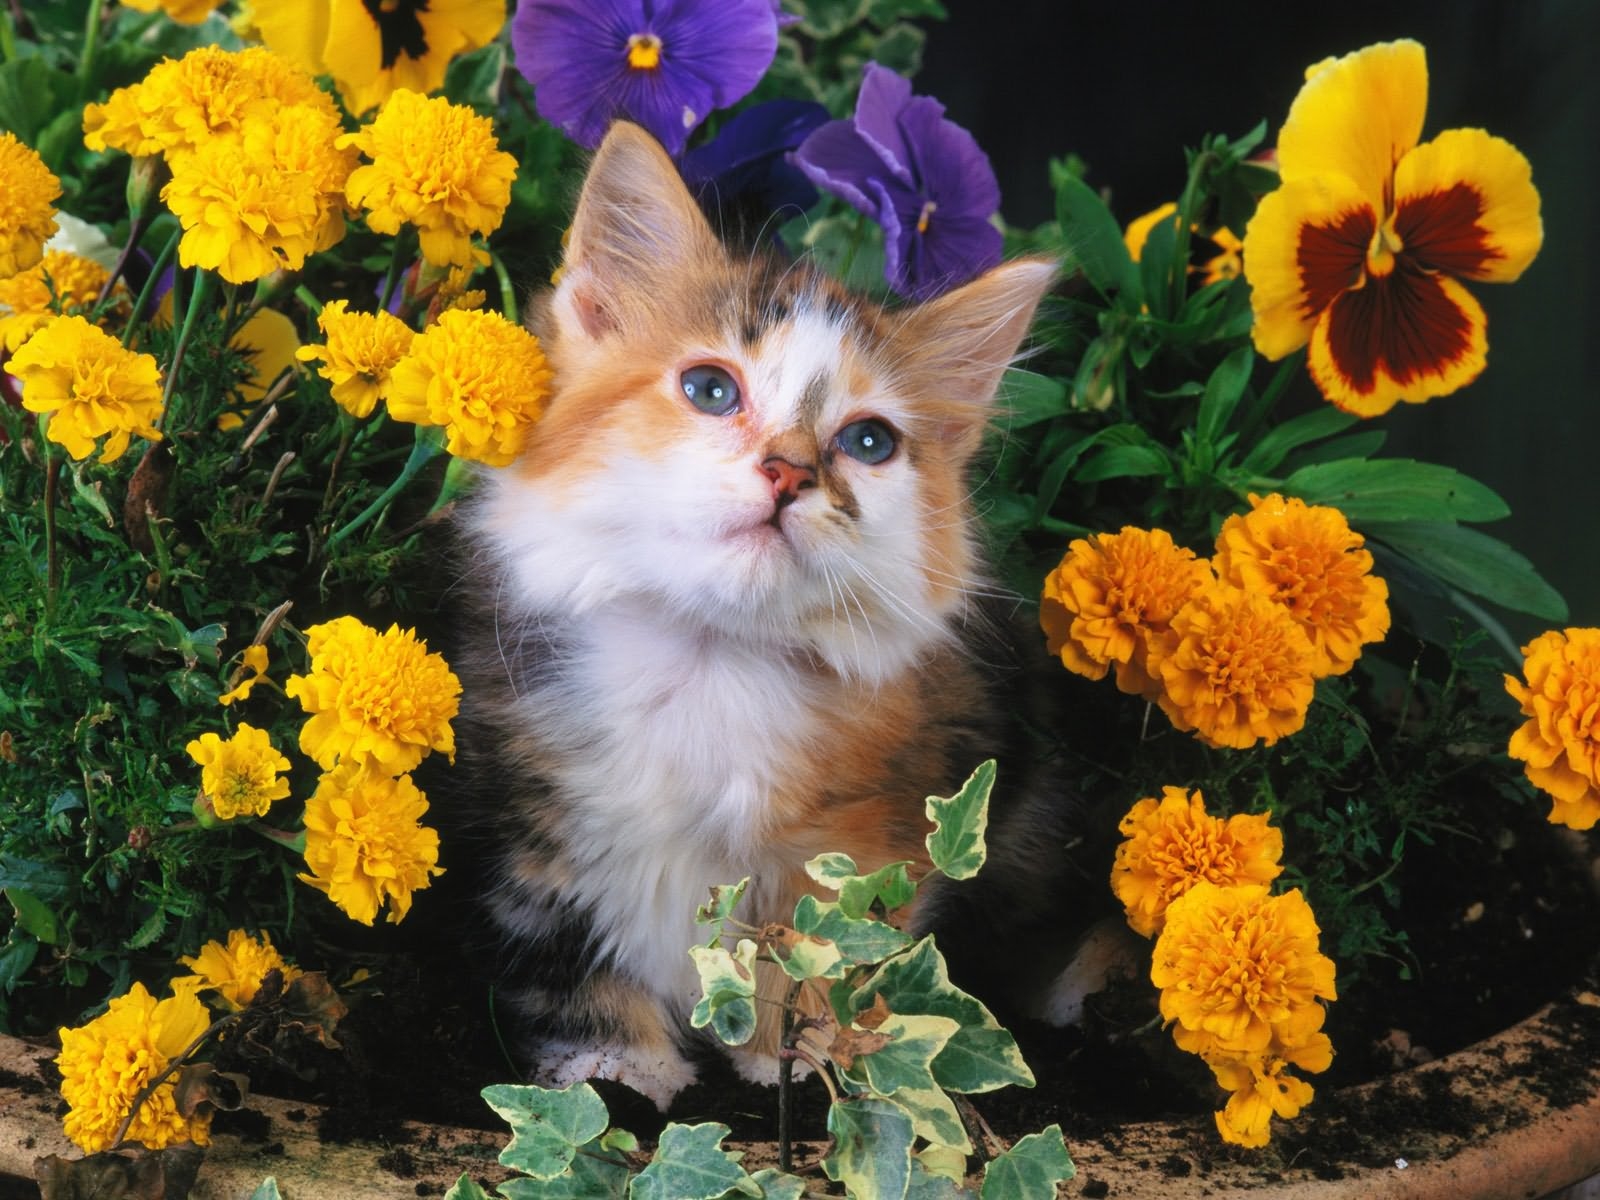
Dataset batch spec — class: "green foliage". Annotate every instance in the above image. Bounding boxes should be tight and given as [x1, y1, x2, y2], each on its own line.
[924, 760, 994, 881]
[979, 1127, 1074, 1199]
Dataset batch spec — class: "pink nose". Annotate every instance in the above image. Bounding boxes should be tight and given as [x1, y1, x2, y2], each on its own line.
[760, 456, 817, 503]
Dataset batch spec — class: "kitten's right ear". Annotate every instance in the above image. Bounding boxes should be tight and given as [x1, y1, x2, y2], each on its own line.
[554, 122, 721, 341]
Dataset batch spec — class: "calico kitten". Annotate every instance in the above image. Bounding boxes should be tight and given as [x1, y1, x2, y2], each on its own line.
[448, 122, 1095, 1109]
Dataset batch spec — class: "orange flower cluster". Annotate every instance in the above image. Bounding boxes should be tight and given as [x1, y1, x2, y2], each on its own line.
[1040, 494, 1390, 749]
[1505, 628, 1600, 830]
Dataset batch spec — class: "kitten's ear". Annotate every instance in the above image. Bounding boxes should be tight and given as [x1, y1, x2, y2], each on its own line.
[554, 122, 721, 341]
[889, 258, 1058, 456]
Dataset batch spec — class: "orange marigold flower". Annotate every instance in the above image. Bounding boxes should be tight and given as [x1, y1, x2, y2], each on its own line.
[1152, 882, 1337, 1057]
[0, 250, 124, 353]
[1039, 527, 1213, 698]
[55, 981, 213, 1153]
[0, 132, 60, 279]
[295, 299, 416, 419]
[1212, 493, 1390, 679]
[300, 763, 444, 925]
[285, 616, 461, 774]
[1200, 1031, 1334, 1148]
[1243, 40, 1542, 416]
[176, 929, 303, 1011]
[1505, 628, 1600, 831]
[1111, 787, 1284, 938]
[1150, 581, 1317, 749]
[340, 89, 517, 269]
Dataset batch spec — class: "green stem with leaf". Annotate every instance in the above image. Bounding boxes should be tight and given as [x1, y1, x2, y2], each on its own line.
[327, 423, 445, 548]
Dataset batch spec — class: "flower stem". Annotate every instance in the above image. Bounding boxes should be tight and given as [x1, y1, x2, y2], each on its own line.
[1169, 149, 1215, 315]
[378, 229, 413, 314]
[122, 228, 180, 346]
[75, 0, 106, 98]
[490, 250, 518, 324]
[160, 267, 213, 428]
[0, 9, 17, 65]
[41, 437, 61, 608]
[94, 211, 154, 314]
[294, 284, 324, 317]
[327, 424, 445, 548]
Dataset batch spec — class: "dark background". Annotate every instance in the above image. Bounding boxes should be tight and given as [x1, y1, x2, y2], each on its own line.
[919, 1, 1600, 637]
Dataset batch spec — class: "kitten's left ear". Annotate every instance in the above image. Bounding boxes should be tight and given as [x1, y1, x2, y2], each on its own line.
[888, 258, 1057, 455]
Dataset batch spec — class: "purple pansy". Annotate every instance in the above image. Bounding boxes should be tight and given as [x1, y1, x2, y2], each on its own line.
[794, 63, 1003, 301]
[680, 99, 830, 219]
[511, 0, 779, 158]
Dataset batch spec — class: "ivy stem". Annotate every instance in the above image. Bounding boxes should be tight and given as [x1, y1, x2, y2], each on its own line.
[122, 229, 180, 346]
[327, 423, 445, 548]
[777, 979, 802, 1174]
[161, 268, 214, 428]
[75, 0, 106, 98]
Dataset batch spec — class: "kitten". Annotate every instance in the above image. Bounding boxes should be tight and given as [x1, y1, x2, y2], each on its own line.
[447, 122, 1095, 1109]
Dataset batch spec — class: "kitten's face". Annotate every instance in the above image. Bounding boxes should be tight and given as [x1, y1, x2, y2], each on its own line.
[479, 124, 1053, 681]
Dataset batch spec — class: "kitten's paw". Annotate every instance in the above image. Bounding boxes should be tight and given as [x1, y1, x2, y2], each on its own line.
[1033, 917, 1143, 1026]
[534, 1039, 697, 1111]
[728, 1047, 813, 1087]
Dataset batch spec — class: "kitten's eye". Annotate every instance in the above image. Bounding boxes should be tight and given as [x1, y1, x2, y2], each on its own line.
[680, 364, 741, 416]
[835, 418, 896, 465]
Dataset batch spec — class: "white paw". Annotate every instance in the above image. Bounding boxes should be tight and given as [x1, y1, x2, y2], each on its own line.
[534, 1038, 697, 1111]
[1033, 917, 1144, 1026]
[728, 1047, 813, 1087]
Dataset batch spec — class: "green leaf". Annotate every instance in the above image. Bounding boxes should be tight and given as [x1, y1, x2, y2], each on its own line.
[996, 369, 1069, 431]
[0, 856, 71, 902]
[695, 877, 750, 930]
[5, 888, 58, 945]
[849, 1012, 962, 1095]
[482, 1082, 612, 1181]
[746, 1168, 807, 1200]
[125, 907, 167, 951]
[907, 1157, 968, 1200]
[1196, 346, 1255, 445]
[851, 940, 1034, 1094]
[1282, 430, 1387, 471]
[1135, 209, 1180, 320]
[443, 1176, 490, 1200]
[0, 940, 40, 993]
[629, 1122, 760, 1200]
[793, 895, 914, 974]
[925, 760, 994, 881]
[1053, 173, 1139, 304]
[499, 1139, 632, 1200]
[796, 0, 872, 38]
[772, 925, 844, 981]
[805, 854, 916, 919]
[1367, 521, 1569, 621]
[1283, 459, 1510, 524]
[69, 462, 116, 527]
[824, 1097, 915, 1200]
[689, 939, 759, 1046]
[883, 1083, 970, 1154]
[1073, 444, 1170, 484]
[980, 1125, 1075, 1199]
[1237, 407, 1359, 475]
[247, 1180, 283, 1200]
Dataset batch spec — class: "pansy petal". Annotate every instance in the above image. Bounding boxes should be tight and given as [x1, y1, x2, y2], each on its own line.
[1277, 39, 1428, 205]
[1308, 267, 1487, 417]
[1244, 173, 1375, 359]
[851, 63, 917, 189]
[651, 0, 777, 113]
[1393, 128, 1542, 283]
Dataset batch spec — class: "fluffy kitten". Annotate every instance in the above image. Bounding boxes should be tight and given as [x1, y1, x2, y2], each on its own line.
[448, 122, 1092, 1108]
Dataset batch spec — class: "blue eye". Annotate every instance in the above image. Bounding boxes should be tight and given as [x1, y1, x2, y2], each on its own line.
[681, 364, 740, 416]
[836, 418, 896, 465]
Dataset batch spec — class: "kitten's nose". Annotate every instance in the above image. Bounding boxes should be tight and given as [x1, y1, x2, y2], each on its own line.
[759, 456, 817, 505]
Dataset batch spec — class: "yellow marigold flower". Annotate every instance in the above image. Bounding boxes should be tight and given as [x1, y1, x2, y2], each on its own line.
[162, 102, 356, 284]
[386, 308, 553, 467]
[55, 981, 213, 1153]
[120, 0, 224, 23]
[185, 722, 292, 820]
[285, 616, 461, 774]
[299, 763, 444, 925]
[1111, 787, 1284, 938]
[218, 644, 271, 707]
[0, 132, 61, 279]
[1150, 581, 1317, 750]
[249, 0, 506, 116]
[84, 45, 338, 162]
[1243, 40, 1542, 416]
[296, 299, 416, 419]
[1506, 628, 1600, 831]
[1152, 882, 1337, 1057]
[0, 250, 124, 353]
[340, 89, 517, 269]
[1203, 1033, 1333, 1148]
[1213, 493, 1390, 679]
[176, 929, 304, 1011]
[10, 315, 163, 464]
[1039, 527, 1213, 699]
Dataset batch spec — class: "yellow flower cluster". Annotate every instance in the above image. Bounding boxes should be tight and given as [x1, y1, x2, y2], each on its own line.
[1152, 882, 1337, 1147]
[177, 929, 303, 1011]
[1505, 628, 1600, 830]
[185, 722, 292, 820]
[0, 132, 60, 279]
[0, 250, 128, 353]
[296, 300, 416, 419]
[9, 315, 165, 464]
[55, 981, 213, 1153]
[84, 46, 355, 283]
[1040, 494, 1389, 749]
[284, 617, 456, 924]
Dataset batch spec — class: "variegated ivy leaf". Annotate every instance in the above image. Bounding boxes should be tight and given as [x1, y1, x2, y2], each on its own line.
[886, 1084, 971, 1155]
[908, 1157, 969, 1200]
[850, 939, 1035, 1094]
[247, 1181, 284, 1200]
[689, 938, 758, 1046]
[497, 1137, 630, 1200]
[770, 924, 844, 980]
[979, 1124, 1075, 1199]
[846, 1011, 961, 1097]
[793, 893, 915, 975]
[748, 1167, 808, 1200]
[916, 1143, 970, 1185]
[695, 877, 750, 934]
[925, 759, 995, 881]
[481, 1081, 611, 1180]
[443, 1176, 490, 1200]
[824, 1096, 915, 1200]
[629, 1122, 761, 1200]
[805, 852, 917, 918]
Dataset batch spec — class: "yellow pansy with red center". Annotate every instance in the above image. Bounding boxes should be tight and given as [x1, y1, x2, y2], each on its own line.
[1505, 628, 1600, 831]
[1244, 40, 1542, 416]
